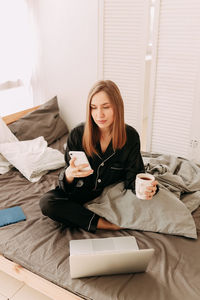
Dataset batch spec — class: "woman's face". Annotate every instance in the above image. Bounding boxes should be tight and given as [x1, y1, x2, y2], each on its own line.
[90, 91, 114, 132]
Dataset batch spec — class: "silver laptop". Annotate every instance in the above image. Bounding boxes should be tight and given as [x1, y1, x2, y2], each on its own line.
[69, 236, 154, 278]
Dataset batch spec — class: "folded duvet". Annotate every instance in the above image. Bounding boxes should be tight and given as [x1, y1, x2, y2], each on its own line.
[0, 136, 65, 182]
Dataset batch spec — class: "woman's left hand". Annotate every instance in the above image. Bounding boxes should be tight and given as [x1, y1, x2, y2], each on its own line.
[145, 180, 159, 200]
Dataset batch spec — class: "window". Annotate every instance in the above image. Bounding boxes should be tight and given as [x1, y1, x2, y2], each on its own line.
[0, 0, 36, 116]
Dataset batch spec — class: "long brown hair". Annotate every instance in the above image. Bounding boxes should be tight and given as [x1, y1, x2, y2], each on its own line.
[83, 80, 127, 156]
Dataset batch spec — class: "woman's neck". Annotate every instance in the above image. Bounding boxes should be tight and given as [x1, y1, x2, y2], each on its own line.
[99, 128, 112, 139]
[99, 128, 112, 153]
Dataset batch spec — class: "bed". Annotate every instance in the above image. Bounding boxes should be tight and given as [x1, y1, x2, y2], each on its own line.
[0, 97, 200, 300]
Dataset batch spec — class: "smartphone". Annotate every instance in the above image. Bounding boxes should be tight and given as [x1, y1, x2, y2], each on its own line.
[69, 151, 92, 171]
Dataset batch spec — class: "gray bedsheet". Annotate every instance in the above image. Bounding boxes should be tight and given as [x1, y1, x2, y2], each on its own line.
[0, 137, 200, 300]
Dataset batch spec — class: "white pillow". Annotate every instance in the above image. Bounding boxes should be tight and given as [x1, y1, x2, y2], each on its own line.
[0, 116, 18, 174]
[0, 136, 65, 182]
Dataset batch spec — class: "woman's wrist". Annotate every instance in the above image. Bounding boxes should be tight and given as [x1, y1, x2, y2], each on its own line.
[65, 168, 74, 183]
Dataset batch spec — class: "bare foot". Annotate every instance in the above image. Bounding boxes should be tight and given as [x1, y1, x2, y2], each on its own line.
[97, 217, 124, 230]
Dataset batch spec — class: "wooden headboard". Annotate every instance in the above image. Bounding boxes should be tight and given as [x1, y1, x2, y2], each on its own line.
[2, 106, 40, 125]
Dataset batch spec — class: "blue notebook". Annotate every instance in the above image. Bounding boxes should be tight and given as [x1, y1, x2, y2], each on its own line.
[0, 206, 26, 227]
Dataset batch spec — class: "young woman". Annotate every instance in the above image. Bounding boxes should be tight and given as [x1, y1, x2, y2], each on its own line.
[40, 80, 158, 232]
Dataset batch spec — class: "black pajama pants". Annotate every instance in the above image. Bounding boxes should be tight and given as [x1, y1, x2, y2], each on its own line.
[39, 186, 101, 233]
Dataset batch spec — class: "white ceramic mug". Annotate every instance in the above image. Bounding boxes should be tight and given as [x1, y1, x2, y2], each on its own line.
[135, 173, 155, 200]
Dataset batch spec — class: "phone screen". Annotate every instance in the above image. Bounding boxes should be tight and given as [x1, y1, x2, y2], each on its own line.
[69, 151, 92, 171]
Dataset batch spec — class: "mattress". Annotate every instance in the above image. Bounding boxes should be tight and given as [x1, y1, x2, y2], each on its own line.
[0, 135, 200, 300]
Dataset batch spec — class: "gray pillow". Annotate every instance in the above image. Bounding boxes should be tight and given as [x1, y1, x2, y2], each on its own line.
[85, 183, 197, 239]
[9, 96, 68, 145]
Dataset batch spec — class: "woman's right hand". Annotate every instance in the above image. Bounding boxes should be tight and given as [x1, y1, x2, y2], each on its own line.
[65, 157, 94, 183]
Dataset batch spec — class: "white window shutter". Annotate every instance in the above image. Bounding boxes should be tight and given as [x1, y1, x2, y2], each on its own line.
[99, 0, 150, 133]
[147, 0, 200, 158]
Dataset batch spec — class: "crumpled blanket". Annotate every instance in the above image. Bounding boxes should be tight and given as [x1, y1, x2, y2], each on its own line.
[143, 154, 200, 212]
[86, 154, 200, 239]
[0, 136, 65, 182]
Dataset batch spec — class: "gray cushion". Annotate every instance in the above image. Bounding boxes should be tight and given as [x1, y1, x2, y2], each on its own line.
[86, 183, 198, 239]
[9, 96, 68, 145]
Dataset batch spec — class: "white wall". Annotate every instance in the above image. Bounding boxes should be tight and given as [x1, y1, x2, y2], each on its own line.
[31, 0, 99, 130]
